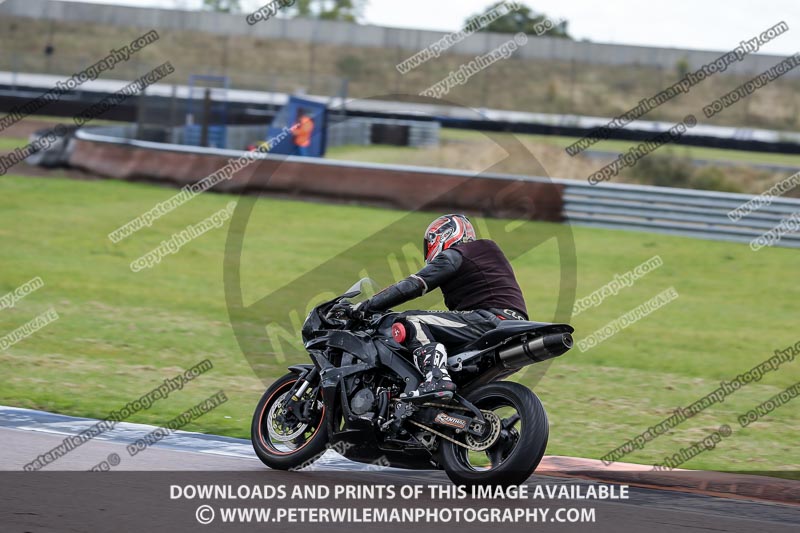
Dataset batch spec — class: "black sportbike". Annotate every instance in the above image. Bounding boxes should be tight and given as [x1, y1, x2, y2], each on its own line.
[252, 279, 574, 486]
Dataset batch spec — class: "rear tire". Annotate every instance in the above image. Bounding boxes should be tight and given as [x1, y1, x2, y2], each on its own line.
[439, 381, 548, 486]
[251, 372, 329, 470]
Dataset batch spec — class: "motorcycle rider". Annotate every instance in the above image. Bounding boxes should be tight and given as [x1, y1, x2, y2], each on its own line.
[348, 214, 528, 401]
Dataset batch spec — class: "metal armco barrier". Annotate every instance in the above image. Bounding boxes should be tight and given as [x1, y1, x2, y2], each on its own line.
[69, 127, 800, 249]
[562, 181, 800, 248]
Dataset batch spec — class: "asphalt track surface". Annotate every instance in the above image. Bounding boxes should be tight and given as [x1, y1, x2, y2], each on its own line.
[0, 406, 797, 532]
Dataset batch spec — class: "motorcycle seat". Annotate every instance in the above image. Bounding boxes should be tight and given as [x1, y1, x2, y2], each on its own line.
[464, 321, 573, 350]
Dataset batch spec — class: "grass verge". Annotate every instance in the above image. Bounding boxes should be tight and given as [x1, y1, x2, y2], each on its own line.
[0, 174, 797, 474]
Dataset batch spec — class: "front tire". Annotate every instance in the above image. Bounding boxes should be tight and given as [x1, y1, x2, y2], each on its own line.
[251, 372, 329, 470]
[440, 381, 548, 486]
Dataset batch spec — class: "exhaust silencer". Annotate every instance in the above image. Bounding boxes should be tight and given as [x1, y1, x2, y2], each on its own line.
[497, 332, 573, 370]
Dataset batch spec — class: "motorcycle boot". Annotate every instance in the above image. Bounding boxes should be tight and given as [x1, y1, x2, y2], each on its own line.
[400, 343, 457, 401]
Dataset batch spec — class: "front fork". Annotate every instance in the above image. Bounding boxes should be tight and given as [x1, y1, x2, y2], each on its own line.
[284, 367, 320, 423]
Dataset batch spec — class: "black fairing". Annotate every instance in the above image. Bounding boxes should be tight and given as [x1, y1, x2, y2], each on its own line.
[301, 309, 322, 344]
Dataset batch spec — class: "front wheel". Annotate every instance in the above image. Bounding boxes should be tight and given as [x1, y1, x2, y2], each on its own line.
[251, 372, 329, 470]
[439, 381, 548, 486]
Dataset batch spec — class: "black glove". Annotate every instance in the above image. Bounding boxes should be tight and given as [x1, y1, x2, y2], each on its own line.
[347, 301, 368, 320]
[331, 300, 367, 320]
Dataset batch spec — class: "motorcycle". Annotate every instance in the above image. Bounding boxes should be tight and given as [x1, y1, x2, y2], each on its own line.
[251, 279, 574, 486]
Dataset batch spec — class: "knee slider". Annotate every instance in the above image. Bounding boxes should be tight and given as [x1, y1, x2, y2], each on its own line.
[391, 320, 407, 344]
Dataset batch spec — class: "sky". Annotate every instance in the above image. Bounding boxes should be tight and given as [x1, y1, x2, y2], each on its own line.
[42, 0, 800, 56]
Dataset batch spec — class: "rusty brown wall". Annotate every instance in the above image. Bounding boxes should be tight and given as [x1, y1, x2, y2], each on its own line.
[69, 139, 564, 221]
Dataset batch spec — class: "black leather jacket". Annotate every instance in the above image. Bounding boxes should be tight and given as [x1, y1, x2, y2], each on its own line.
[363, 248, 462, 312]
[362, 240, 528, 316]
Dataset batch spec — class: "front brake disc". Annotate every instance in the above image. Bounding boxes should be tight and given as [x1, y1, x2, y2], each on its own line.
[267, 391, 309, 443]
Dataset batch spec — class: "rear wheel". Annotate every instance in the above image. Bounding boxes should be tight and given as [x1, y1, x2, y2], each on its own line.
[251, 372, 329, 470]
[439, 381, 548, 486]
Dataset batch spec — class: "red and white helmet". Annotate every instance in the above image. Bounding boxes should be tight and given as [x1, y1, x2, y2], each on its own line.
[423, 214, 476, 263]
